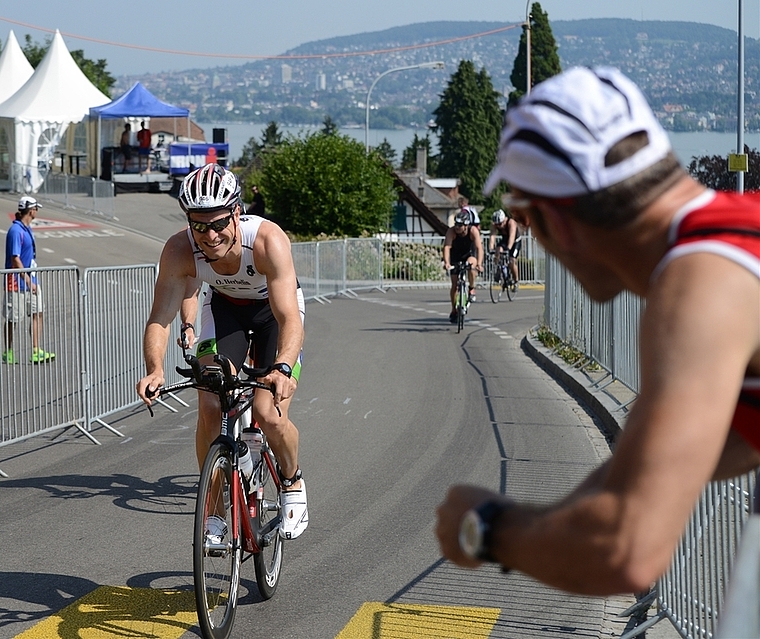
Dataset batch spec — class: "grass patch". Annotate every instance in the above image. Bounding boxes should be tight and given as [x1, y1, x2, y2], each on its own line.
[533, 325, 601, 372]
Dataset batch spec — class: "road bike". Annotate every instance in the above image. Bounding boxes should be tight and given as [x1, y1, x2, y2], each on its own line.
[148, 345, 284, 639]
[488, 251, 517, 303]
[451, 261, 474, 333]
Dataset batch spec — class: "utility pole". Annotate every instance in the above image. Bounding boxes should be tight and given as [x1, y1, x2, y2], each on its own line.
[525, 1, 532, 96]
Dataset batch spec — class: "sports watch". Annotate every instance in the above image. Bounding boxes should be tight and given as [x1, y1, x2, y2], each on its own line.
[271, 362, 293, 378]
[458, 501, 508, 563]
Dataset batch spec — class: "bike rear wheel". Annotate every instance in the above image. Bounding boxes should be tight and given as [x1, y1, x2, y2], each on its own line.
[505, 266, 517, 301]
[457, 279, 466, 333]
[252, 453, 284, 599]
[489, 261, 504, 303]
[194, 442, 241, 639]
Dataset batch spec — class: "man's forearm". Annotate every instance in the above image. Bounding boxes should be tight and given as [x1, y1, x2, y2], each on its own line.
[275, 319, 303, 367]
[143, 322, 170, 375]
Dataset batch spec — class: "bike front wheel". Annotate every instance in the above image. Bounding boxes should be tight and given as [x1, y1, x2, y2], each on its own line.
[506, 270, 517, 301]
[252, 454, 284, 599]
[489, 267, 503, 303]
[194, 442, 241, 639]
[456, 280, 466, 333]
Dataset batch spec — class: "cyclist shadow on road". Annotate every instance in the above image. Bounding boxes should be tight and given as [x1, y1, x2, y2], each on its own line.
[361, 317, 459, 333]
[0, 473, 197, 514]
[0, 574, 200, 638]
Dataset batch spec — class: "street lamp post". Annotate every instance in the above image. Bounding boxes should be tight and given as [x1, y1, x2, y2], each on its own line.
[525, 0, 532, 96]
[365, 61, 444, 153]
[737, 0, 745, 193]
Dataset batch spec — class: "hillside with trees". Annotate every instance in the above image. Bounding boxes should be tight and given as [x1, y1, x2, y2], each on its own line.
[117, 18, 759, 133]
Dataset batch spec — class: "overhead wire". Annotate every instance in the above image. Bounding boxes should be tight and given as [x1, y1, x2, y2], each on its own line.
[0, 16, 521, 61]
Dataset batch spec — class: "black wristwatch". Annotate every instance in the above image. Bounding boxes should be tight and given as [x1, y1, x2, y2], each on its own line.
[271, 362, 293, 378]
[459, 501, 508, 563]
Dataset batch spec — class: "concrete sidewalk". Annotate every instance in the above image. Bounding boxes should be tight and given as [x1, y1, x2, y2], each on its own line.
[522, 332, 682, 639]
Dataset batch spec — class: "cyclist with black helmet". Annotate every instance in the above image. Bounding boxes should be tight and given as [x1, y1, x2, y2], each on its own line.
[443, 208, 483, 323]
[136, 163, 308, 541]
[489, 209, 523, 291]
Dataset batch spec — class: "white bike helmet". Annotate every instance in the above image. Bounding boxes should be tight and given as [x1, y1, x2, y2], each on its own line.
[454, 209, 474, 226]
[492, 209, 507, 225]
[179, 163, 241, 213]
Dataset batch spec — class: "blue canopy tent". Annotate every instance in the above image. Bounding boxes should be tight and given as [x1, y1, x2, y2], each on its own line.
[89, 81, 190, 178]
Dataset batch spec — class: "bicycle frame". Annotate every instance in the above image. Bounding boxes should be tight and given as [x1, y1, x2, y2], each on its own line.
[207, 383, 282, 556]
[452, 260, 473, 332]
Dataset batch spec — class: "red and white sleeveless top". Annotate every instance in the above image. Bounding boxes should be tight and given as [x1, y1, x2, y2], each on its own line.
[654, 189, 760, 450]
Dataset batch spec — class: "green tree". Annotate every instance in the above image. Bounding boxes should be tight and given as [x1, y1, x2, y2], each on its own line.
[237, 137, 262, 167]
[236, 121, 284, 168]
[508, 2, 561, 107]
[687, 147, 760, 191]
[260, 121, 283, 147]
[321, 116, 338, 136]
[432, 61, 502, 203]
[22, 34, 115, 97]
[259, 133, 399, 236]
[374, 138, 398, 167]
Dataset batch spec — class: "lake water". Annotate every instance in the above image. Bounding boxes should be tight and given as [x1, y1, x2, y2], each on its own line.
[199, 122, 760, 168]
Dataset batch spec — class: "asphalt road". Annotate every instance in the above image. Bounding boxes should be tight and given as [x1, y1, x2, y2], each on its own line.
[0, 192, 675, 638]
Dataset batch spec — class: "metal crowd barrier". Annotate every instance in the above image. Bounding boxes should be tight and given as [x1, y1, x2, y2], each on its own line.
[0, 266, 83, 464]
[545, 254, 641, 391]
[716, 514, 760, 638]
[37, 170, 116, 220]
[1, 235, 546, 476]
[544, 256, 757, 638]
[0, 264, 187, 476]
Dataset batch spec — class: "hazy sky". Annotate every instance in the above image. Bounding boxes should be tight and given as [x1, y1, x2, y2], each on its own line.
[1, 1, 757, 76]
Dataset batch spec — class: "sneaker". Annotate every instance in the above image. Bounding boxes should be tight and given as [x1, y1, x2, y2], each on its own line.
[205, 515, 228, 544]
[280, 479, 309, 540]
[468, 288, 476, 303]
[448, 311, 457, 324]
[512, 282, 519, 292]
[31, 348, 55, 364]
[2, 349, 16, 365]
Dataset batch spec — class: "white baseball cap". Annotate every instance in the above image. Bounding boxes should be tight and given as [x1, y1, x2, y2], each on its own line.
[484, 67, 672, 198]
[18, 195, 42, 211]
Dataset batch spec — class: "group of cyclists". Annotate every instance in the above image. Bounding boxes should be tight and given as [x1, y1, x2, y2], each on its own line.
[443, 202, 525, 322]
[133, 64, 760, 608]
[134, 162, 525, 549]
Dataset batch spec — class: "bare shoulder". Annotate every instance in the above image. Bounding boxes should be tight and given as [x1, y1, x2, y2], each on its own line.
[252, 219, 294, 274]
[160, 230, 196, 277]
[643, 251, 759, 377]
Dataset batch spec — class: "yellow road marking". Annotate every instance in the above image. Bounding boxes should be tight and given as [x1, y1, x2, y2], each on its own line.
[14, 586, 196, 639]
[336, 602, 500, 639]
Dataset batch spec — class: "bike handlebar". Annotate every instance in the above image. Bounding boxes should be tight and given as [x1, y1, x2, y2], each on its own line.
[145, 352, 278, 416]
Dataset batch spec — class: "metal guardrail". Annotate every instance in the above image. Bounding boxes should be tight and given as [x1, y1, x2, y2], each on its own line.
[0, 236, 547, 474]
[3, 238, 754, 637]
[544, 256, 757, 638]
[716, 514, 760, 639]
[37, 171, 116, 220]
[11, 162, 116, 219]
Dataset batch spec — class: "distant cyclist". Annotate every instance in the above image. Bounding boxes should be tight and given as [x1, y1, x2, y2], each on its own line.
[136, 163, 308, 541]
[443, 208, 483, 323]
[457, 195, 481, 228]
[488, 209, 522, 291]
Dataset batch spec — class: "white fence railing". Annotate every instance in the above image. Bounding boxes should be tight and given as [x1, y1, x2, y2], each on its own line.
[544, 255, 758, 639]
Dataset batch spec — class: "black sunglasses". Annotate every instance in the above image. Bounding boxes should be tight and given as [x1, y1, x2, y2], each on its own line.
[187, 211, 234, 234]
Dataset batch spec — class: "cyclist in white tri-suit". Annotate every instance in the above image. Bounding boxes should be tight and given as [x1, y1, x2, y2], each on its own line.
[137, 164, 308, 540]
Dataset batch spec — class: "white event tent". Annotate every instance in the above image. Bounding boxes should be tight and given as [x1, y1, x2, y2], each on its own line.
[0, 30, 34, 189]
[0, 31, 33, 104]
[0, 30, 109, 192]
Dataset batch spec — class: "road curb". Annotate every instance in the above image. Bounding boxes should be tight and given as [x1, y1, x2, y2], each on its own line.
[521, 328, 633, 441]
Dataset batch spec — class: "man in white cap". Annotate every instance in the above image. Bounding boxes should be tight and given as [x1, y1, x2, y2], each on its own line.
[3, 196, 55, 364]
[436, 67, 760, 595]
